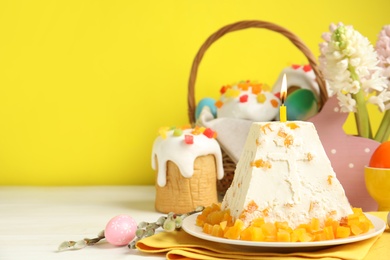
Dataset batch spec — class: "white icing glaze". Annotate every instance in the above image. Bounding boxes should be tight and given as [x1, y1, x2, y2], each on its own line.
[217, 85, 280, 121]
[221, 121, 353, 229]
[151, 129, 224, 187]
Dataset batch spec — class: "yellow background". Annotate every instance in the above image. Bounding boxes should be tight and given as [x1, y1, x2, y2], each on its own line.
[0, 0, 389, 185]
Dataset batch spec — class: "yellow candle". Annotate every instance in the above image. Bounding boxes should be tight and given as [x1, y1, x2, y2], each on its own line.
[280, 74, 288, 122]
[280, 104, 287, 122]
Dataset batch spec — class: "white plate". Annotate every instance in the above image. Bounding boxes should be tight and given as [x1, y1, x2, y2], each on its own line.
[182, 213, 386, 252]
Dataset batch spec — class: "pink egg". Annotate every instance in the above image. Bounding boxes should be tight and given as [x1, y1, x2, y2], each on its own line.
[105, 215, 137, 246]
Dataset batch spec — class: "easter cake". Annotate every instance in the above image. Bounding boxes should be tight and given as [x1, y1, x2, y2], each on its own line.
[197, 121, 373, 241]
[215, 81, 280, 122]
[152, 126, 224, 214]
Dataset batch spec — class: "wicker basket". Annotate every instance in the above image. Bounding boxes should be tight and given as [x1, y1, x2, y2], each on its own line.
[187, 20, 328, 194]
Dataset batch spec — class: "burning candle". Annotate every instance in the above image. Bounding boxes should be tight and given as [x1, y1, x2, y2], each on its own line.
[279, 74, 287, 122]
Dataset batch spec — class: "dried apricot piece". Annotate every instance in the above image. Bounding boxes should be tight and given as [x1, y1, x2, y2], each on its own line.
[224, 219, 244, 240]
[336, 226, 351, 238]
[299, 231, 314, 242]
[277, 229, 291, 242]
[262, 223, 277, 241]
[351, 224, 363, 235]
[211, 224, 224, 237]
[324, 226, 335, 240]
[241, 226, 265, 241]
[251, 218, 265, 227]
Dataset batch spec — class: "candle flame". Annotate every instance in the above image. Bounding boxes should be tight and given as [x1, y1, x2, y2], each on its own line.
[281, 74, 287, 104]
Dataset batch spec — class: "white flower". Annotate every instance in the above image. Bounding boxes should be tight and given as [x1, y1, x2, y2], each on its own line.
[337, 92, 356, 112]
[376, 25, 390, 78]
[368, 90, 390, 112]
[319, 23, 388, 112]
[372, 25, 390, 112]
[348, 80, 360, 94]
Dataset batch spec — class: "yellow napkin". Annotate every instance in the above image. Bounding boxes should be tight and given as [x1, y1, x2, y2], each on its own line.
[136, 212, 389, 260]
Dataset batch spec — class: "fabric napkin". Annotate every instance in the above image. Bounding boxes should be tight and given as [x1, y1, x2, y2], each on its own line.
[136, 212, 389, 260]
[197, 106, 252, 163]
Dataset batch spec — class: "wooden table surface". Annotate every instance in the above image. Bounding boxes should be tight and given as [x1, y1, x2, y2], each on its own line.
[1, 185, 389, 260]
[0, 186, 165, 260]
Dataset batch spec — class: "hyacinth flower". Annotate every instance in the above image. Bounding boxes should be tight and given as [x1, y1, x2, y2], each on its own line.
[319, 23, 389, 141]
[373, 25, 390, 142]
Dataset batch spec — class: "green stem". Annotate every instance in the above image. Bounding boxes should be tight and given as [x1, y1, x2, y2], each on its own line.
[382, 122, 390, 143]
[349, 65, 372, 139]
[375, 109, 390, 142]
[352, 89, 372, 139]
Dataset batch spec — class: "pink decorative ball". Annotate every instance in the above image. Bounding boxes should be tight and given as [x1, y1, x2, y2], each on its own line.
[105, 215, 137, 246]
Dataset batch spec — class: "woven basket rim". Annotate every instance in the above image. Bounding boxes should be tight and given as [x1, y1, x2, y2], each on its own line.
[187, 20, 328, 124]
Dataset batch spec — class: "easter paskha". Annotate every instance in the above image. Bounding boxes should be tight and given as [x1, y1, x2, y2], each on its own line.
[196, 121, 373, 242]
[222, 121, 352, 229]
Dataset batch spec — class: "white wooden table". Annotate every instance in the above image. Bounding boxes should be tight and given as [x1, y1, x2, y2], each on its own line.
[0, 186, 166, 260]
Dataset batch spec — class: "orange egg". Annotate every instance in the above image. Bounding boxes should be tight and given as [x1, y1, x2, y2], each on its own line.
[369, 141, 390, 168]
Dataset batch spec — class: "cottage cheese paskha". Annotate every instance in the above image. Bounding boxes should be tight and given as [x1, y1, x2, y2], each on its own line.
[221, 121, 353, 229]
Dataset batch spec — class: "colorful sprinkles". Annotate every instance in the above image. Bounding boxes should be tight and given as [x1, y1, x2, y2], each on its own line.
[216, 80, 279, 108]
[157, 125, 218, 145]
[291, 64, 312, 72]
[239, 94, 248, 103]
[184, 134, 194, 144]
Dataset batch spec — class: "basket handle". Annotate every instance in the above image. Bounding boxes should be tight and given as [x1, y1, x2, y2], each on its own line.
[188, 20, 328, 124]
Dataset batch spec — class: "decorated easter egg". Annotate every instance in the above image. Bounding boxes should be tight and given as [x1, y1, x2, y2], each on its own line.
[284, 88, 318, 120]
[195, 98, 217, 120]
[369, 141, 390, 168]
[272, 64, 321, 100]
[105, 215, 137, 246]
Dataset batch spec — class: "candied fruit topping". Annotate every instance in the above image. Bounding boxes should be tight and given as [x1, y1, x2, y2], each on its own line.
[215, 100, 223, 108]
[270, 99, 279, 108]
[238, 82, 250, 90]
[303, 64, 312, 72]
[173, 128, 183, 137]
[196, 204, 374, 242]
[277, 129, 288, 138]
[287, 123, 300, 130]
[180, 124, 192, 130]
[220, 86, 228, 94]
[327, 175, 333, 185]
[239, 94, 248, 103]
[251, 84, 262, 94]
[250, 159, 272, 169]
[251, 83, 262, 90]
[225, 88, 240, 98]
[284, 135, 294, 147]
[309, 201, 318, 212]
[262, 207, 270, 217]
[306, 153, 314, 161]
[157, 125, 217, 140]
[257, 93, 266, 103]
[192, 126, 205, 135]
[292, 64, 301, 69]
[260, 123, 272, 134]
[246, 201, 259, 213]
[158, 126, 170, 139]
[203, 128, 215, 138]
[184, 135, 193, 144]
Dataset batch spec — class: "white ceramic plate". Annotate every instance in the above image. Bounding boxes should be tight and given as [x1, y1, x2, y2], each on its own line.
[182, 213, 385, 251]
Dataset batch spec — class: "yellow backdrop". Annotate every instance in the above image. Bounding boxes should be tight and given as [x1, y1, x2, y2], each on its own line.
[0, 0, 389, 185]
